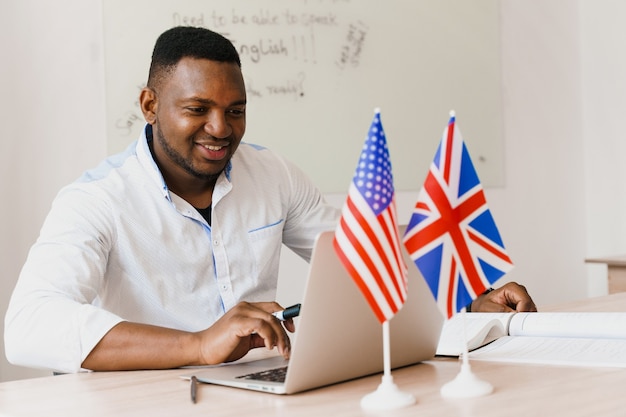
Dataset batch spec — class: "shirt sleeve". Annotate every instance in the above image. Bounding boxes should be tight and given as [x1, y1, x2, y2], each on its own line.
[278, 156, 341, 261]
[4, 185, 124, 373]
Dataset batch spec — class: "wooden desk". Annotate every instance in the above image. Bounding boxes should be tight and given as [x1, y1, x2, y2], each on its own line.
[586, 254, 626, 293]
[2, 293, 626, 417]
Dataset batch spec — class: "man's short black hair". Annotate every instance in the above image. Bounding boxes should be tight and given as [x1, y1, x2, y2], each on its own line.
[147, 26, 241, 89]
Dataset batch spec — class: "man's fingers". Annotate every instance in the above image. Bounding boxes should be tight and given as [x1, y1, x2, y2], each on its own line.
[515, 299, 538, 312]
[242, 316, 291, 358]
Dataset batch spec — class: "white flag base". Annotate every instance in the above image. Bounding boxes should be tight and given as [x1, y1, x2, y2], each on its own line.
[360, 375, 416, 411]
[440, 361, 493, 398]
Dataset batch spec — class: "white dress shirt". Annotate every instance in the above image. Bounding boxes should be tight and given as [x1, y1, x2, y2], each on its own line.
[4, 125, 339, 373]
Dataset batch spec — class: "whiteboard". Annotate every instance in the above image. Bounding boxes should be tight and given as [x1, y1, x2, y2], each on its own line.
[102, 0, 503, 192]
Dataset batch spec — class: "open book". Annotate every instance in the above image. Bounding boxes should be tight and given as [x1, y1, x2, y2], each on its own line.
[436, 312, 626, 367]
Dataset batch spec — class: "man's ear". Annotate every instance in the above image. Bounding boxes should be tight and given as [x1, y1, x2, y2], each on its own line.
[139, 87, 157, 125]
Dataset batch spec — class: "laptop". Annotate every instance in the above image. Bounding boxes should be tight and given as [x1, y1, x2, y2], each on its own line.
[182, 227, 443, 394]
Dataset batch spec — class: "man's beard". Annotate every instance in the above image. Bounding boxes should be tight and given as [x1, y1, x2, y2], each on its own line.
[154, 123, 224, 183]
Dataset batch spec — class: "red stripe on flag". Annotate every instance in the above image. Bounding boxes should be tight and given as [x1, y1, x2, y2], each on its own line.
[446, 257, 457, 318]
[443, 120, 455, 184]
[468, 230, 513, 264]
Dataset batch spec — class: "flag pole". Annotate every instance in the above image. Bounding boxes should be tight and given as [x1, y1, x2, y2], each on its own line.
[360, 321, 415, 411]
[383, 320, 391, 379]
[440, 307, 493, 398]
[333, 107, 414, 411]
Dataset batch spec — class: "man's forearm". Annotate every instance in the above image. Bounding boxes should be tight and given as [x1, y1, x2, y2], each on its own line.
[81, 321, 201, 371]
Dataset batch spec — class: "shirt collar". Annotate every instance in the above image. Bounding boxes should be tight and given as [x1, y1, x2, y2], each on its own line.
[136, 124, 171, 201]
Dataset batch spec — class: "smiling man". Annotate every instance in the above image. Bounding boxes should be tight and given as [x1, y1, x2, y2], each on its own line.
[4, 27, 535, 374]
[5, 27, 339, 373]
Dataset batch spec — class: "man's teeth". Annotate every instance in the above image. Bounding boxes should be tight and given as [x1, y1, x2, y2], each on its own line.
[203, 145, 223, 151]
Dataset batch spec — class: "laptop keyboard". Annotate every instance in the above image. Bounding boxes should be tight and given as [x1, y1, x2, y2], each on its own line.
[236, 366, 288, 382]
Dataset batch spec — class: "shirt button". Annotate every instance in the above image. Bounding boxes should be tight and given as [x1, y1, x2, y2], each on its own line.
[213, 240, 219, 246]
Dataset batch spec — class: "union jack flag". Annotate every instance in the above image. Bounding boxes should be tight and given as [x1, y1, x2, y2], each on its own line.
[403, 113, 513, 319]
[333, 109, 408, 323]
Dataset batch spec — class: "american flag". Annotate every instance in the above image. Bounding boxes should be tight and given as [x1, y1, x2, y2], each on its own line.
[333, 109, 408, 324]
[403, 113, 514, 319]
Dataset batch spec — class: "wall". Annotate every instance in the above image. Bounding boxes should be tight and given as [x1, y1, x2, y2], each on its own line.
[1, 0, 622, 382]
[0, 0, 108, 381]
[100, 0, 506, 192]
[580, 0, 626, 259]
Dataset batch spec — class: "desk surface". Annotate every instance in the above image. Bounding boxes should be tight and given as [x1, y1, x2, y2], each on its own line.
[2, 293, 626, 417]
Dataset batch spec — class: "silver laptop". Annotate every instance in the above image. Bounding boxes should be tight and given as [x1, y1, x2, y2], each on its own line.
[183, 227, 443, 394]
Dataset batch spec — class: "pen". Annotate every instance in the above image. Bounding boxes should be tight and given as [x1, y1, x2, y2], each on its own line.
[272, 303, 301, 321]
[190, 375, 198, 404]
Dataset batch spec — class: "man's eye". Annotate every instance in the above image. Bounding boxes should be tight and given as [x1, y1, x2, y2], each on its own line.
[187, 107, 206, 113]
[228, 108, 245, 116]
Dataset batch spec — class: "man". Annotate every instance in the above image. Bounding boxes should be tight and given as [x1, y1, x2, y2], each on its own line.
[4, 26, 535, 374]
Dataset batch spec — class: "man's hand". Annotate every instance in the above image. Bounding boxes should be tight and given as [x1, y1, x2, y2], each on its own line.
[196, 301, 296, 364]
[470, 282, 537, 313]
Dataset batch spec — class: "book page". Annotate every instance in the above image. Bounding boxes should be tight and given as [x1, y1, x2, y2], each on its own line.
[509, 312, 626, 338]
[436, 312, 514, 356]
[468, 336, 626, 367]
